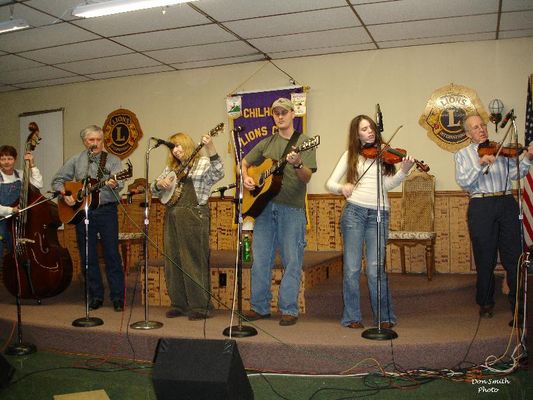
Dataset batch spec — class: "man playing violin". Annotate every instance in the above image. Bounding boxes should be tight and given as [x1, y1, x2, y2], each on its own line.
[455, 113, 533, 326]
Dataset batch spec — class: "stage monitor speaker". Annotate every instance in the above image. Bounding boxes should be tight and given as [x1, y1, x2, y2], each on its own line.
[152, 338, 253, 400]
[0, 354, 14, 389]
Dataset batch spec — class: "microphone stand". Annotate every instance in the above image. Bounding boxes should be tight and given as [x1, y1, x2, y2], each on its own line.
[362, 143, 398, 341]
[73, 152, 103, 327]
[130, 143, 163, 330]
[510, 117, 527, 337]
[223, 129, 257, 338]
[1, 192, 59, 356]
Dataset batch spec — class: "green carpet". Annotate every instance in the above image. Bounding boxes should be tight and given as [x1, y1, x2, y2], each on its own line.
[0, 350, 531, 399]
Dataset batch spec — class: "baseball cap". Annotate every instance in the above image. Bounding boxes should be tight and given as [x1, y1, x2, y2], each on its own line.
[271, 97, 294, 111]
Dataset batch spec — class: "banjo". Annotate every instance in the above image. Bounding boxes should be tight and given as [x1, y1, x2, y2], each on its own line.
[159, 123, 224, 206]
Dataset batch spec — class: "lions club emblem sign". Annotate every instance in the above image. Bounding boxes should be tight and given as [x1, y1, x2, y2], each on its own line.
[419, 83, 489, 152]
[102, 108, 143, 159]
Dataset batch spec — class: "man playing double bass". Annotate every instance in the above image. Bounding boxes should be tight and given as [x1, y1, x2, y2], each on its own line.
[0, 145, 43, 269]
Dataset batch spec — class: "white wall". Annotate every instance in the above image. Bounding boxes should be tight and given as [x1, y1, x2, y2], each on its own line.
[1, 37, 532, 193]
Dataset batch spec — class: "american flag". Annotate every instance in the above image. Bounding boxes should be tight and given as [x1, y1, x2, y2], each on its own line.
[522, 76, 533, 247]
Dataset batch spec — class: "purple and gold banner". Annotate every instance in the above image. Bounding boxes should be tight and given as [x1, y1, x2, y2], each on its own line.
[227, 87, 306, 162]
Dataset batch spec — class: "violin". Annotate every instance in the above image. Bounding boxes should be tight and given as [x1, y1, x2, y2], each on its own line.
[361, 145, 430, 172]
[477, 140, 527, 158]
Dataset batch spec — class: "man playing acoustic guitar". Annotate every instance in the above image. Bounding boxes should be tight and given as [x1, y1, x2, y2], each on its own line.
[241, 98, 317, 326]
[52, 125, 125, 312]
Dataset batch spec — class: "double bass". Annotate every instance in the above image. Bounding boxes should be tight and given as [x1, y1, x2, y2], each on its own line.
[2, 122, 73, 299]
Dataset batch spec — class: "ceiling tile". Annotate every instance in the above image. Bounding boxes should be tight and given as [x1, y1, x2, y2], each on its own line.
[379, 32, 495, 48]
[146, 41, 258, 64]
[224, 7, 358, 39]
[269, 43, 376, 59]
[0, 85, 19, 93]
[250, 27, 371, 53]
[368, 14, 498, 42]
[86, 65, 175, 79]
[502, 0, 533, 12]
[0, 65, 76, 85]
[16, 75, 91, 89]
[353, 0, 499, 25]
[112, 24, 235, 52]
[171, 54, 265, 69]
[500, 10, 533, 31]
[0, 54, 43, 73]
[0, 22, 98, 53]
[19, 39, 132, 64]
[24, 0, 83, 21]
[0, 1, 59, 27]
[193, 0, 347, 21]
[499, 28, 533, 39]
[56, 53, 162, 75]
[72, 3, 210, 37]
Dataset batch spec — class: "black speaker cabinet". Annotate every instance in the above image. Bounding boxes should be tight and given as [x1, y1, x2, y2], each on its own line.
[152, 338, 253, 400]
[0, 354, 14, 389]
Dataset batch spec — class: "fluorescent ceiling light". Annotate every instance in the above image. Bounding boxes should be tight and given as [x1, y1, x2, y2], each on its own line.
[72, 0, 197, 18]
[0, 18, 30, 34]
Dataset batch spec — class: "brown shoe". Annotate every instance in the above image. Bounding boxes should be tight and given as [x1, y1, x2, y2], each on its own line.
[188, 311, 209, 321]
[279, 314, 298, 326]
[346, 322, 364, 329]
[244, 310, 271, 321]
[380, 322, 396, 329]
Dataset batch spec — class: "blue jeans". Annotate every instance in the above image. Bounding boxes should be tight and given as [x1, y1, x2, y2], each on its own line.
[340, 202, 396, 326]
[75, 203, 124, 302]
[250, 202, 306, 317]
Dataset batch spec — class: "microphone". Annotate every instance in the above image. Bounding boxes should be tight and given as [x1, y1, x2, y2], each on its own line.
[500, 109, 514, 128]
[376, 104, 383, 133]
[232, 126, 245, 133]
[47, 190, 62, 198]
[151, 137, 175, 150]
[211, 183, 236, 196]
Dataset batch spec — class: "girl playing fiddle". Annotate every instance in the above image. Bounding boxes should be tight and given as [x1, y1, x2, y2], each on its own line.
[326, 115, 414, 329]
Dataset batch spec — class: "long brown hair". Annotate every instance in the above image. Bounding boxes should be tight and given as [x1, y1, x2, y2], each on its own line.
[166, 132, 201, 170]
[346, 115, 396, 183]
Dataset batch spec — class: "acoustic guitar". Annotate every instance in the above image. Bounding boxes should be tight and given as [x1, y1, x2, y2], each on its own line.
[58, 160, 133, 225]
[242, 135, 320, 219]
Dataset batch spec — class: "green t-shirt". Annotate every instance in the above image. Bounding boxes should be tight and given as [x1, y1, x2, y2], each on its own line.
[244, 132, 317, 209]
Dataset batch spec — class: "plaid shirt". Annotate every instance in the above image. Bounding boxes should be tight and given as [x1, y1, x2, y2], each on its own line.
[152, 154, 224, 205]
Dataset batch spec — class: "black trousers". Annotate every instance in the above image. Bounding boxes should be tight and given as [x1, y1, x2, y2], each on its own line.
[467, 195, 521, 310]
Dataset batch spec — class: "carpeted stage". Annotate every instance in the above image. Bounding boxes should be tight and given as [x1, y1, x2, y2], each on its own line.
[0, 254, 517, 375]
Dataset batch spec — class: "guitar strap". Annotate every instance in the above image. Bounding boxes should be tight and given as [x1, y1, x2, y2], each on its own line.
[96, 152, 108, 180]
[275, 131, 301, 175]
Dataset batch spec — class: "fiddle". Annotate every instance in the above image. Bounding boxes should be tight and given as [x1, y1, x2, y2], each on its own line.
[477, 140, 527, 159]
[361, 145, 430, 172]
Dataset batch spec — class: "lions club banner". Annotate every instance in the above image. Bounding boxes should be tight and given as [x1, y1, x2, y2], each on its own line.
[226, 86, 307, 161]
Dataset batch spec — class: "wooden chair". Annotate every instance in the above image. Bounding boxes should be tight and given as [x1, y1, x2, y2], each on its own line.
[388, 170, 436, 280]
